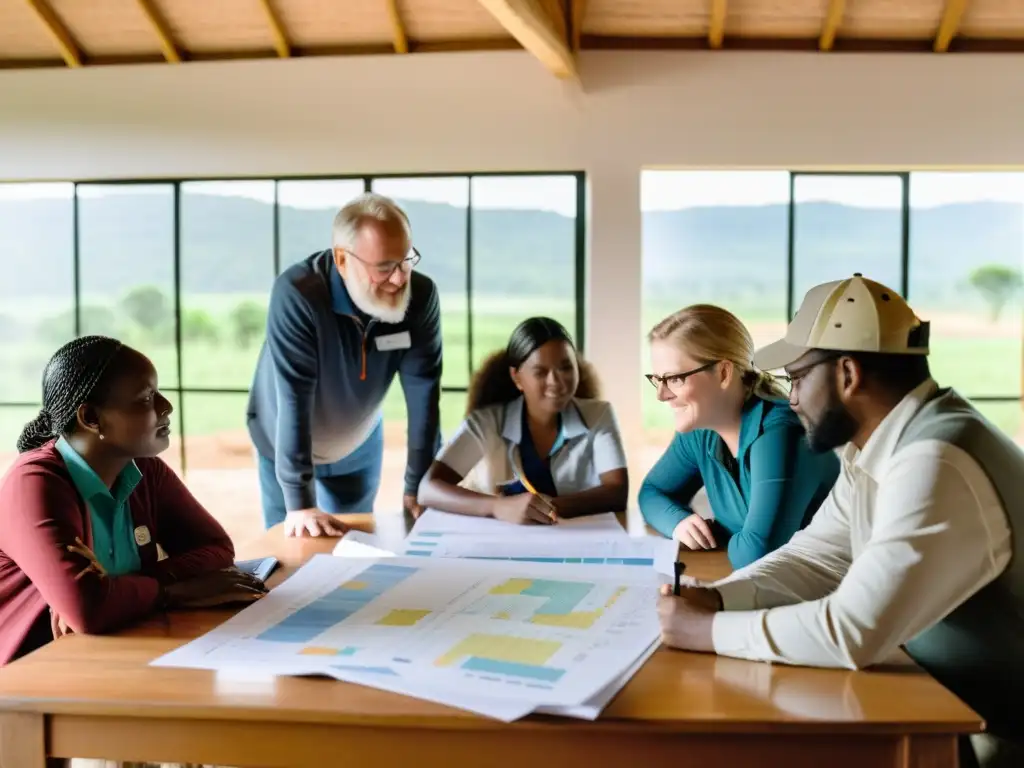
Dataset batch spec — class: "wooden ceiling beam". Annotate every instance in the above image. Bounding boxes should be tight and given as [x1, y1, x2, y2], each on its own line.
[477, 0, 576, 78]
[571, 0, 588, 53]
[934, 0, 969, 52]
[22, 0, 82, 68]
[708, 0, 727, 49]
[819, 0, 845, 51]
[258, 0, 291, 58]
[385, 0, 409, 53]
[136, 0, 182, 63]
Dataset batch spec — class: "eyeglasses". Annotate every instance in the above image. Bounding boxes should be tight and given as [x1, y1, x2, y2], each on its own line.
[345, 247, 422, 281]
[777, 353, 844, 393]
[645, 361, 718, 392]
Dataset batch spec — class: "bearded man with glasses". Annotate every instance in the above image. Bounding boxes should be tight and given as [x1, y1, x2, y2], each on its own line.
[656, 274, 1024, 768]
[247, 192, 442, 537]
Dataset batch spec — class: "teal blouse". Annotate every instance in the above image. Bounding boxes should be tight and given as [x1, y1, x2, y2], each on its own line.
[55, 437, 143, 576]
[638, 397, 840, 569]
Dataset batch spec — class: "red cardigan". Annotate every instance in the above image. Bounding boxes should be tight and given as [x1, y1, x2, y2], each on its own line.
[0, 441, 234, 665]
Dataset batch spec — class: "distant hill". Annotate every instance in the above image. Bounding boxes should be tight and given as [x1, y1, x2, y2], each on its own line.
[1, 192, 1021, 310]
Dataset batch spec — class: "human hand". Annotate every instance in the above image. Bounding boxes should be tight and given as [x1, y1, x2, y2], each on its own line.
[162, 567, 270, 609]
[50, 609, 72, 639]
[491, 493, 558, 525]
[672, 514, 717, 550]
[404, 494, 425, 519]
[656, 583, 723, 652]
[285, 508, 350, 537]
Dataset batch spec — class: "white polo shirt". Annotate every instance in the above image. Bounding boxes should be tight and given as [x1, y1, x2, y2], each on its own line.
[433, 397, 627, 496]
[709, 379, 1013, 669]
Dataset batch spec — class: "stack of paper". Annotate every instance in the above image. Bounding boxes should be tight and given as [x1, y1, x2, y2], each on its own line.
[152, 553, 662, 722]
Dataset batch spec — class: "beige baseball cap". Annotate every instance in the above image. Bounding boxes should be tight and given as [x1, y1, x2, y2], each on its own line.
[753, 274, 930, 371]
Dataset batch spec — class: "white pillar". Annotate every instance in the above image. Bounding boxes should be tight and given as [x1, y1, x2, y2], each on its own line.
[584, 161, 644, 516]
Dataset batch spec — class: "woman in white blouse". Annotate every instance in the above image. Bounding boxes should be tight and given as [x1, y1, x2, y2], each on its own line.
[417, 317, 628, 525]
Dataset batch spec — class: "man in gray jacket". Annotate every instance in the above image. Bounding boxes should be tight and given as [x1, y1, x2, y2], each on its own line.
[247, 192, 442, 537]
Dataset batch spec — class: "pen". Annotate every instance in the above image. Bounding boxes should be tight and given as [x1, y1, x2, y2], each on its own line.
[517, 473, 558, 520]
[673, 560, 686, 596]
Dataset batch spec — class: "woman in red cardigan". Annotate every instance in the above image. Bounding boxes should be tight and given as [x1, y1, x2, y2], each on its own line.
[0, 335, 267, 665]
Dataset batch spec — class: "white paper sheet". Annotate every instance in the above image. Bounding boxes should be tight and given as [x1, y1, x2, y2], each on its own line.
[152, 554, 660, 716]
[401, 532, 679, 576]
[332, 530, 395, 558]
[409, 509, 626, 538]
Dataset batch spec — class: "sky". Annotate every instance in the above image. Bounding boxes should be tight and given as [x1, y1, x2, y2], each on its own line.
[3, 172, 1024, 213]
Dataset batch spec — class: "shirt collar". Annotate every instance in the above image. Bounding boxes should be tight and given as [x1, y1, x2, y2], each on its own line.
[845, 378, 939, 480]
[738, 396, 769, 456]
[55, 436, 143, 504]
[501, 396, 589, 448]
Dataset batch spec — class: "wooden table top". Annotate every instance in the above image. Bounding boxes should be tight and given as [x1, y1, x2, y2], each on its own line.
[0, 512, 983, 736]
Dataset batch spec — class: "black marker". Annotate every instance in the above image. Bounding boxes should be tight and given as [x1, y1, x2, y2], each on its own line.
[673, 560, 686, 596]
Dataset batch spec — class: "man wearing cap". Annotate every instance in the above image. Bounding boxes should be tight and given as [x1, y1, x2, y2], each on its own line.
[657, 274, 1022, 767]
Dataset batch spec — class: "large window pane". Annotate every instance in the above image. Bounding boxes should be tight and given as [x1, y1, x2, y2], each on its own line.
[379, 388, 468, 513]
[181, 181, 275, 389]
[470, 176, 578, 370]
[278, 179, 365, 272]
[182, 393, 260, 545]
[371, 177, 469, 388]
[0, 406, 41, 475]
[909, 172, 1024, 398]
[78, 184, 177, 386]
[792, 175, 904, 310]
[975, 401, 1024, 448]
[640, 170, 790, 458]
[0, 183, 74, 402]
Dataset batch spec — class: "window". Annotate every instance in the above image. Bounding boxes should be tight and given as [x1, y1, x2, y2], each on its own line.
[470, 176, 580, 370]
[0, 174, 586, 539]
[792, 174, 904, 309]
[640, 171, 790, 475]
[640, 170, 1024, 480]
[78, 184, 178, 382]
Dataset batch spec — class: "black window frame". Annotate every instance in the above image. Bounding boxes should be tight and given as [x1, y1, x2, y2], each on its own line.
[0, 171, 588, 473]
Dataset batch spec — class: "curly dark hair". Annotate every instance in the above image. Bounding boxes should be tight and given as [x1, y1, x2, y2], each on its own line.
[466, 317, 602, 414]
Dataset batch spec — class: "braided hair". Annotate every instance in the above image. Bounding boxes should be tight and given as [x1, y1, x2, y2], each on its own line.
[17, 336, 125, 453]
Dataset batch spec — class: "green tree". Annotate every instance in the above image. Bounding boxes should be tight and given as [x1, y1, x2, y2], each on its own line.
[121, 285, 170, 333]
[969, 264, 1024, 322]
[182, 308, 219, 344]
[230, 301, 267, 348]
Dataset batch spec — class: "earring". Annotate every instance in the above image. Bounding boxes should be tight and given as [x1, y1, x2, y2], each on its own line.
[98, 433, 104, 441]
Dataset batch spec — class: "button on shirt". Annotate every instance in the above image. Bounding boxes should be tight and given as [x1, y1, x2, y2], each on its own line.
[710, 379, 1012, 670]
[434, 397, 627, 496]
[54, 437, 142, 577]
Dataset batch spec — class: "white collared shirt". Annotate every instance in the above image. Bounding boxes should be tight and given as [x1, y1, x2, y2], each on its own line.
[710, 379, 1013, 669]
[433, 397, 627, 495]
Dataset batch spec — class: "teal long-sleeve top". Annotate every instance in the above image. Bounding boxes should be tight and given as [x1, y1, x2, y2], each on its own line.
[639, 396, 840, 569]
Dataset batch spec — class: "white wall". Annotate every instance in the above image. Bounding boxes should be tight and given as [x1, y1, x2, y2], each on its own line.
[3, 49, 1024, 481]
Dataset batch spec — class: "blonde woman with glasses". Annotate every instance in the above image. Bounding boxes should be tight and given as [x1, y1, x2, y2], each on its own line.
[640, 305, 840, 569]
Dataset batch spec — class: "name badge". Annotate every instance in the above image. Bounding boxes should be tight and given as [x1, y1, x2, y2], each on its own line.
[134, 525, 152, 546]
[375, 331, 411, 352]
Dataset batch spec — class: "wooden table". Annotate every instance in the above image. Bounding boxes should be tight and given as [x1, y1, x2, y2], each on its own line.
[0, 512, 982, 768]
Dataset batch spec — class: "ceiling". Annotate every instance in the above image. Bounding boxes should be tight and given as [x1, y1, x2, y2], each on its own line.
[2, 0, 1021, 78]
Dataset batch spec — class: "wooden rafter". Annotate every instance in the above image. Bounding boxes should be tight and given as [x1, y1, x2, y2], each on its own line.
[136, 0, 182, 63]
[258, 0, 291, 58]
[708, 0, 727, 49]
[934, 0, 969, 52]
[819, 0, 846, 51]
[477, 0, 577, 78]
[385, 0, 409, 53]
[571, 0, 588, 53]
[22, 0, 82, 67]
